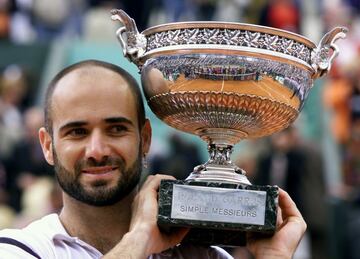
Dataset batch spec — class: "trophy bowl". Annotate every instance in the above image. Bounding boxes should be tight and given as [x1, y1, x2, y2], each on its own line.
[111, 9, 347, 246]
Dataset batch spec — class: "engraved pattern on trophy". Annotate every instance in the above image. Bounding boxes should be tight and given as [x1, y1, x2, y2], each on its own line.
[146, 28, 312, 64]
[148, 92, 298, 141]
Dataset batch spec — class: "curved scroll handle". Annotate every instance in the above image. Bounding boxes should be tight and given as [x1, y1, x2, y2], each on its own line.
[311, 27, 348, 78]
[111, 9, 146, 66]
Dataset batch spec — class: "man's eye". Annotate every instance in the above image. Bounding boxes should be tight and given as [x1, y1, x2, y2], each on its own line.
[109, 125, 127, 134]
[67, 128, 87, 137]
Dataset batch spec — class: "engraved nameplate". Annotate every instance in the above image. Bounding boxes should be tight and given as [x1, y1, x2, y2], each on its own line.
[171, 185, 266, 225]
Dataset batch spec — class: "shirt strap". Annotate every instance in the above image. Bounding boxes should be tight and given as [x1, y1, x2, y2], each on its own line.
[0, 237, 41, 259]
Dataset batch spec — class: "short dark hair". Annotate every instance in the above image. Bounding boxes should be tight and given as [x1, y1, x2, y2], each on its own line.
[44, 60, 145, 135]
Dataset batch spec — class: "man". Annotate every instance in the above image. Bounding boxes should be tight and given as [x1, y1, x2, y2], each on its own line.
[0, 60, 306, 258]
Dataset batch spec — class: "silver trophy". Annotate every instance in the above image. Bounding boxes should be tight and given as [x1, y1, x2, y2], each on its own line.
[111, 9, 346, 246]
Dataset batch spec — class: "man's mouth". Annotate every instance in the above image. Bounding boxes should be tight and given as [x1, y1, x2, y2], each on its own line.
[82, 166, 118, 175]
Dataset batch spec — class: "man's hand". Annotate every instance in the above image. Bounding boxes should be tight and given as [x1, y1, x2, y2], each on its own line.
[247, 189, 307, 259]
[128, 174, 189, 255]
[104, 174, 189, 259]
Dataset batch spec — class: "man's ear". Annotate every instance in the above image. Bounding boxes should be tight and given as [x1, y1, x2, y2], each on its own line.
[141, 119, 152, 154]
[39, 127, 54, 165]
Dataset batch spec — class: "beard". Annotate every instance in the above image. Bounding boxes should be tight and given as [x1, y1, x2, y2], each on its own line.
[53, 146, 142, 207]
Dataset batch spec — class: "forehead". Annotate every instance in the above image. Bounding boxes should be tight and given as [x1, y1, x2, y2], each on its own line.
[51, 66, 138, 127]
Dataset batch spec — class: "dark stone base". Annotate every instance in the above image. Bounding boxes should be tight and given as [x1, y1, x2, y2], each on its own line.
[183, 228, 247, 246]
[158, 180, 278, 246]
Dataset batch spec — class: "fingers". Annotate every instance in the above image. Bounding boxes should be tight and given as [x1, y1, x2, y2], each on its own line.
[133, 174, 176, 212]
[276, 206, 283, 228]
[130, 175, 174, 230]
[141, 174, 176, 191]
[278, 188, 302, 219]
[278, 188, 307, 233]
[130, 174, 188, 254]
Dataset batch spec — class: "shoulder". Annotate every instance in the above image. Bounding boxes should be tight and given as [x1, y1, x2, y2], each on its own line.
[150, 244, 233, 259]
[0, 214, 61, 258]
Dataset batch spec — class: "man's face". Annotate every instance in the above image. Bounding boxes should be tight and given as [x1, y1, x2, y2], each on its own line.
[52, 144, 142, 206]
[40, 66, 150, 206]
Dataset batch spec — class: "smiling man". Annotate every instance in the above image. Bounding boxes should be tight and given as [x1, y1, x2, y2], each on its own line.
[0, 60, 306, 258]
[45, 61, 145, 208]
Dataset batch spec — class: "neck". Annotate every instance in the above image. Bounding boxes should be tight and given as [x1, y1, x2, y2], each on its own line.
[59, 187, 138, 254]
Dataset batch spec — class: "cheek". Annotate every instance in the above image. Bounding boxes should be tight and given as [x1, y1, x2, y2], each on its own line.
[115, 138, 141, 164]
[55, 143, 83, 171]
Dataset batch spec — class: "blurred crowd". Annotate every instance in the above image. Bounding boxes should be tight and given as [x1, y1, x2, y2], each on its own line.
[1, 0, 360, 258]
[0, 0, 356, 43]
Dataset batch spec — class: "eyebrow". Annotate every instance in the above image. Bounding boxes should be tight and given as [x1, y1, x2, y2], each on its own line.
[104, 117, 134, 125]
[59, 121, 87, 133]
[59, 117, 134, 133]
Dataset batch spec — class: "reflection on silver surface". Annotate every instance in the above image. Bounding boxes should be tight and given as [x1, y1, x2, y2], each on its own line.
[141, 54, 310, 141]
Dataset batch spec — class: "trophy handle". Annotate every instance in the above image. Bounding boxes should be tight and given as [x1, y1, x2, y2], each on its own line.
[311, 27, 348, 78]
[111, 9, 147, 66]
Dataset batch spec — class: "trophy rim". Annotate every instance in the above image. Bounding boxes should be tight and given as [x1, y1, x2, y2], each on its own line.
[142, 21, 316, 48]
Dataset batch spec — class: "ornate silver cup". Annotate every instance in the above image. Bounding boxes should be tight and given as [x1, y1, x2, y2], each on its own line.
[111, 9, 347, 246]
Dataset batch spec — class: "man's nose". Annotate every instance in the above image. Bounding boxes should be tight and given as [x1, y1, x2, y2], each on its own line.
[85, 130, 111, 161]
